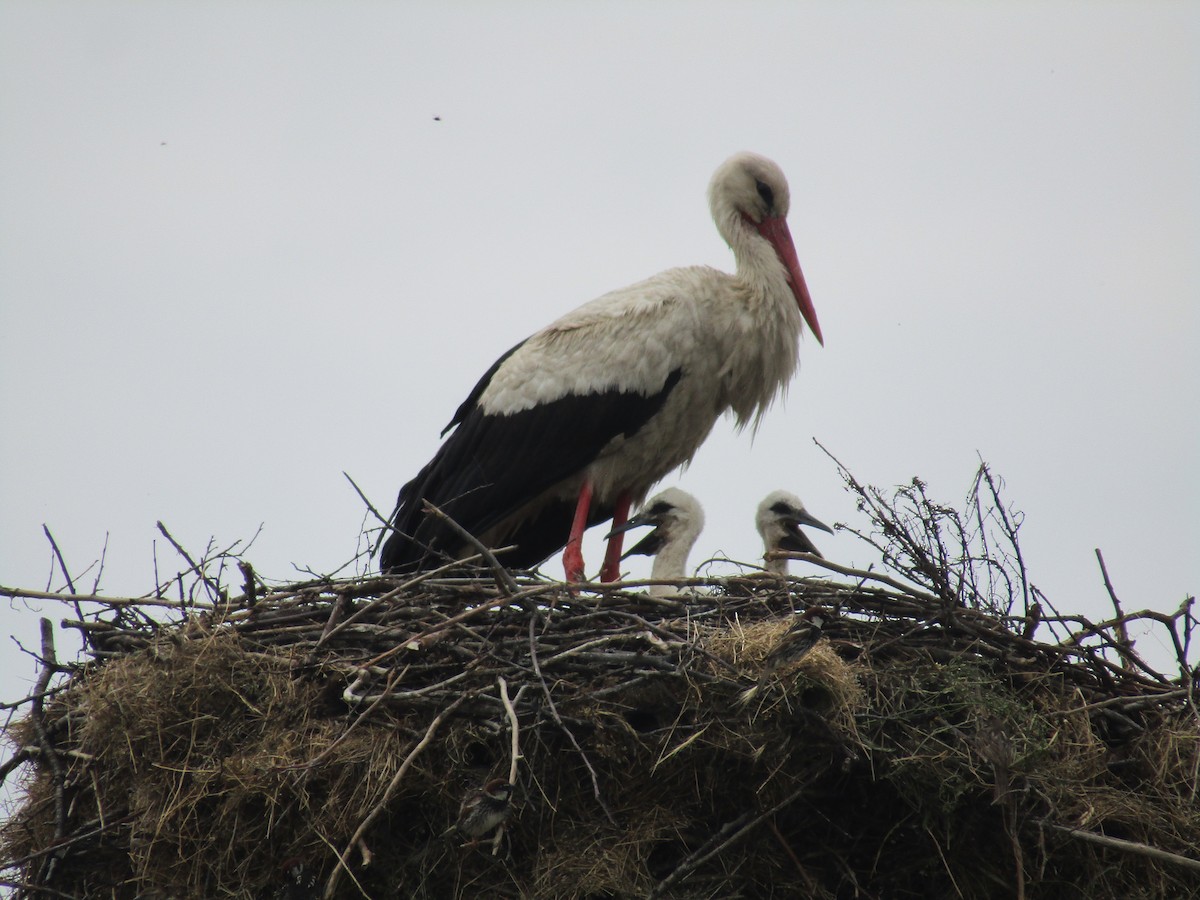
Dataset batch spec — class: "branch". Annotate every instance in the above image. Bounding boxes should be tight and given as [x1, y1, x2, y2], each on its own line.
[422, 501, 520, 596]
[27, 619, 67, 886]
[155, 520, 224, 602]
[650, 778, 816, 897]
[1041, 822, 1200, 874]
[528, 614, 614, 825]
[498, 676, 521, 787]
[768, 551, 939, 602]
[493, 676, 522, 855]
[323, 695, 466, 898]
[41, 525, 77, 596]
[1094, 548, 1135, 671]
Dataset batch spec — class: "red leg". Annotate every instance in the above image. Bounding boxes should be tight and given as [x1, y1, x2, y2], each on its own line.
[600, 490, 633, 583]
[562, 479, 593, 583]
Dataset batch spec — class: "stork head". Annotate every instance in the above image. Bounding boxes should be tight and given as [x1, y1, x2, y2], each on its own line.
[756, 490, 833, 561]
[608, 487, 706, 560]
[708, 152, 823, 346]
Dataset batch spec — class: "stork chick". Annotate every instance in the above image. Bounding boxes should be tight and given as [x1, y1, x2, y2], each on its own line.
[607, 488, 705, 596]
[755, 490, 833, 575]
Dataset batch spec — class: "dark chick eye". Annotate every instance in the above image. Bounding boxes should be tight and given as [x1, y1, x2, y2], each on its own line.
[649, 501, 674, 516]
[755, 179, 774, 209]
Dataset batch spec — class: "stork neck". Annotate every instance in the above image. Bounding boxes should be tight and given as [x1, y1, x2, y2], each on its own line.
[728, 216, 796, 309]
[763, 553, 789, 576]
[648, 532, 694, 595]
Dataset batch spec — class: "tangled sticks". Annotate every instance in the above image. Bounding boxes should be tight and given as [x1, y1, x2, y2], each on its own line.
[2, 464, 1197, 898]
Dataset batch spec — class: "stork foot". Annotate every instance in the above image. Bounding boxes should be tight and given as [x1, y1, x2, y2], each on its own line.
[563, 479, 594, 583]
[562, 541, 586, 583]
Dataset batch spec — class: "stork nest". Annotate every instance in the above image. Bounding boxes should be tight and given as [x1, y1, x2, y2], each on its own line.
[2, 462, 1198, 899]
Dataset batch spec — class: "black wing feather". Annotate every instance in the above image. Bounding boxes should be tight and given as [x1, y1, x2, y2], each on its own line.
[440, 339, 527, 438]
[381, 368, 682, 572]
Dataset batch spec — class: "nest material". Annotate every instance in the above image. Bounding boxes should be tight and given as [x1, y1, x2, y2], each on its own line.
[3, 460, 1198, 898]
[3, 569, 1199, 900]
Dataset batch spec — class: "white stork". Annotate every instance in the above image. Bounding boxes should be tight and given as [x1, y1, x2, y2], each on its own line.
[381, 152, 823, 581]
[755, 490, 834, 575]
[606, 488, 705, 596]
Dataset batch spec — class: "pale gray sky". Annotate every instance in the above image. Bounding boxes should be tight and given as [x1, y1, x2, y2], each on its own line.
[1, 2, 1197, 709]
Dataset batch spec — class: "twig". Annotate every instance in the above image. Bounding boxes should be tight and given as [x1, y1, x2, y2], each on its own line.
[769, 551, 939, 602]
[768, 818, 819, 893]
[493, 676, 522, 855]
[318, 554, 493, 650]
[358, 580, 562, 670]
[0, 876, 82, 899]
[528, 614, 615, 825]
[1041, 822, 1200, 874]
[91, 530, 110, 596]
[41, 526, 86, 631]
[323, 695, 466, 898]
[156, 520, 224, 602]
[650, 778, 815, 897]
[28, 619, 67, 883]
[0, 748, 32, 787]
[280, 669, 403, 771]
[41, 526, 77, 596]
[422, 501, 520, 596]
[0, 584, 217, 611]
[978, 461, 1031, 617]
[497, 676, 521, 787]
[1094, 548, 1135, 671]
[343, 470, 393, 530]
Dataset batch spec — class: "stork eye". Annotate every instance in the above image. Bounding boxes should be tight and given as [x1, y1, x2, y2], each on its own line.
[755, 179, 774, 209]
[648, 501, 674, 516]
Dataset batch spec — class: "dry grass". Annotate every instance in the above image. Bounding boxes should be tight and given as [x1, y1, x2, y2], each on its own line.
[3, 461, 1197, 898]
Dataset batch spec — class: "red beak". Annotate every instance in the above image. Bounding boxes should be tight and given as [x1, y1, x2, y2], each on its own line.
[755, 216, 823, 346]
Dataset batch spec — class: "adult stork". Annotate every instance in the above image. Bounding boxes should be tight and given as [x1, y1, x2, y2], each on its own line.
[380, 152, 823, 581]
[607, 488, 705, 596]
[755, 490, 834, 575]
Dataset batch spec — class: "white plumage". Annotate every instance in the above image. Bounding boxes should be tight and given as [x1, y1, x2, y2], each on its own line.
[608, 488, 705, 596]
[755, 490, 834, 575]
[381, 152, 823, 581]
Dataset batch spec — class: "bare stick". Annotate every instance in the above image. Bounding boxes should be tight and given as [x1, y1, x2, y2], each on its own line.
[41, 525, 86, 631]
[650, 778, 815, 897]
[0, 585, 217, 611]
[358, 579, 563, 670]
[1041, 822, 1200, 874]
[29, 617, 67, 877]
[1094, 548, 1135, 671]
[497, 676, 521, 787]
[323, 695, 466, 898]
[280, 668, 403, 772]
[0, 876, 80, 899]
[91, 530, 110, 596]
[528, 614, 615, 825]
[767, 550, 940, 602]
[41, 525, 77, 595]
[319, 553, 496, 650]
[493, 675, 522, 855]
[979, 461, 1031, 616]
[344, 470, 393, 529]
[156, 521, 223, 602]
[422, 501, 520, 596]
